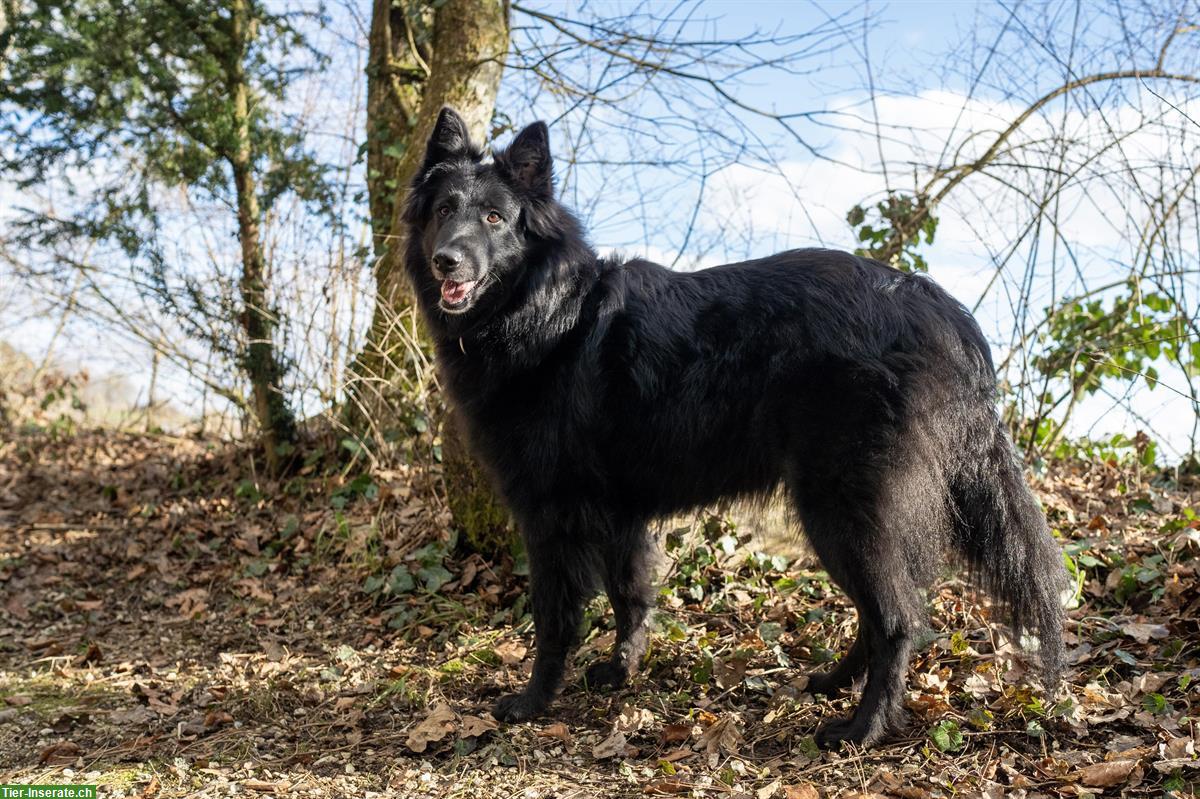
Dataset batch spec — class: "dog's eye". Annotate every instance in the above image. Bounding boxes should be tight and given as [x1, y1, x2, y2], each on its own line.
[486, 211, 502, 224]
[438, 206, 451, 218]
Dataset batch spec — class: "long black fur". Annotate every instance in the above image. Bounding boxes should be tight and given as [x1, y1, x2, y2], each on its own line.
[403, 108, 1067, 747]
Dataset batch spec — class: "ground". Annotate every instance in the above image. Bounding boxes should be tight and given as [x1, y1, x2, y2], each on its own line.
[1, 426, 1198, 798]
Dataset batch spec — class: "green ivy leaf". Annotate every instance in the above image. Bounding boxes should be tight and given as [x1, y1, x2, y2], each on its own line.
[929, 719, 964, 753]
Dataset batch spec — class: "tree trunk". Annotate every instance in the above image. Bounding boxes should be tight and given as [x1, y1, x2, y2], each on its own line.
[353, 0, 508, 406]
[352, 0, 511, 554]
[228, 0, 296, 473]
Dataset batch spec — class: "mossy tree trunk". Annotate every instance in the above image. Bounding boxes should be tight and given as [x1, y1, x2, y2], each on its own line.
[225, 0, 296, 474]
[352, 0, 512, 554]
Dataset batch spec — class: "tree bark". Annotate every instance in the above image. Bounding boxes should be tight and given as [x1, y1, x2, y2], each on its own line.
[228, 0, 296, 473]
[352, 0, 511, 554]
[354, 0, 508, 404]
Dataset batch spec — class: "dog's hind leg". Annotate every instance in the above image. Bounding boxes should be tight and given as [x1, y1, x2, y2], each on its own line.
[586, 529, 655, 690]
[807, 627, 868, 695]
[494, 536, 591, 723]
[793, 494, 924, 748]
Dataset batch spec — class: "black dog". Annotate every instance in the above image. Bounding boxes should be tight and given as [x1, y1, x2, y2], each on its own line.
[403, 107, 1066, 747]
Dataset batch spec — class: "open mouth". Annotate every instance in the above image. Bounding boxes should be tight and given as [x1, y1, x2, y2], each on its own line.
[440, 279, 478, 310]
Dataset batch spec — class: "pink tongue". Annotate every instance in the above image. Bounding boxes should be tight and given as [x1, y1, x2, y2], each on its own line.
[441, 279, 475, 304]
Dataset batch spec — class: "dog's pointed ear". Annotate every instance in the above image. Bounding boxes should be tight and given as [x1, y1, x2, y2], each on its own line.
[499, 121, 553, 197]
[423, 107, 474, 166]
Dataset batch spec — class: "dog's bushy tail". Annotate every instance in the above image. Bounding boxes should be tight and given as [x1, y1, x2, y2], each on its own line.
[951, 422, 1067, 686]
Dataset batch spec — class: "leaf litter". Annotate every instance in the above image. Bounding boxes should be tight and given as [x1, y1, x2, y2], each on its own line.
[0, 427, 1198, 797]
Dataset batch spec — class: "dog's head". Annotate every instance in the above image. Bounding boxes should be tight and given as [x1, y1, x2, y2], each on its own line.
[404, 107, 562, 321]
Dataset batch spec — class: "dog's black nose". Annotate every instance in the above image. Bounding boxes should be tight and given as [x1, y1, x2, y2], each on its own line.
[432, 248, 463, 271]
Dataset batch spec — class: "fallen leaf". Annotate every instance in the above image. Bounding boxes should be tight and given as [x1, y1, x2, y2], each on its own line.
[405, 704, 457, 753]
[539, 722, 572, 745]
[714, 656, 748, 689]
[757, 779, 782, 799]
[110, 706, 156, 726]
[1162, 736, 1195, 760]
[493, 640, 527, 665]
[5, 695, 32, 707]
[782, 786, 820, 799]
[138, 775, 161, 798]
[1132, 672, 1171, 695]
[617, 704, 654, 733]
[165, 588, 208, 619]
[1078, 759, 1140, 787]
[660, 723, 693, 744]
[235, 578, 274, 603]
[73, 641, 103, 667]
[39, 741, 82, 765]
[593, 729, 630, 760]
[461, 714, 498, 738]
[696, 715, 743, 758]
[204, 709, 234, 728]
[659, 747, 694, 764]
[1123, 622, 1169, 644]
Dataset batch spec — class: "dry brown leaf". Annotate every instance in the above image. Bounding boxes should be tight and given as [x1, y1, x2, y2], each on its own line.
[493, 640, 527, 665]
[660, 723, 693, 744]
[461, 714, 498, 738]
[73, 641, 103, 667]
[592, 729, 630, 760]
[5, 694, 32, 707]
[782, 785, 820, 799]
[1133, 672, 1172, 695]
[204, 709, 234, 728]
[235, 578, 274, 603]
[714, 656, 748, 689]
[1123, 622, 1169, 644]
[659, 747, 694, 763]
[696, 715, 743, 758]
[405, 704, 457, 753]
[165, 587, 208, 619]
[1078, 759, 1141, 787]
[38, 740, 82, 765]
[539, 722, 572, 745]
[757, 780, 782, 799]
[891, 788, 934, 799]
[643, 779, 692, 795]
[1162, 736, 1196, 760]
[617, 704, 654, 733]
[138, 775, 161, 798]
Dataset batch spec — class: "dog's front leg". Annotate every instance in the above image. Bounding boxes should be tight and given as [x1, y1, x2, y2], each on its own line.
[493, 538, 587, 722]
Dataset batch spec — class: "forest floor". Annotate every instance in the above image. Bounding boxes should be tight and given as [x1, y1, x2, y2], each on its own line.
[1, 425, 1199, 798]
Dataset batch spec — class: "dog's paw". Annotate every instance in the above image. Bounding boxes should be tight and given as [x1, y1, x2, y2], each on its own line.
[584, 660, 628, 691]
[493, 692, 545, 723]
[805, 672, 844, 696]
[814, 717, 864, 749]
[815, 715, 891, 749]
